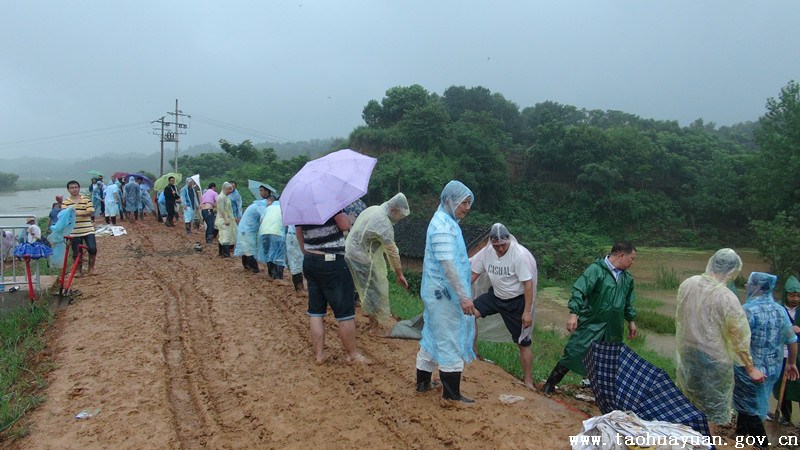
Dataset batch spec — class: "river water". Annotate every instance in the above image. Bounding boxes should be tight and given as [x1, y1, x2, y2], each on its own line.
[0, 188, 68, 226]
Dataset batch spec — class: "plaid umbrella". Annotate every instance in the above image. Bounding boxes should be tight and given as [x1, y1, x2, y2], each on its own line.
[583, 341, 711, 438]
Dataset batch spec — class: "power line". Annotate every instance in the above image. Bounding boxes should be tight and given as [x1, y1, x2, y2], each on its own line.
[190, 114, 291, 142]
[0, 122, 150, 149]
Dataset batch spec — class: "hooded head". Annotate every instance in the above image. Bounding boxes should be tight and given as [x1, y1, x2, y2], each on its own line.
[128, 176, 136, 184]
[704, 248, 742, 284]
[221, 181, 233, 195]
[745, 271, 778, 302]
[438, 180, 473, 222]
[784, 275, 800, 308]
[382, 192, 410, 225]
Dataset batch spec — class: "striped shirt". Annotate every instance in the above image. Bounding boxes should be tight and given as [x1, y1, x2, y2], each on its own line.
[62, 195, 95, 237]
[302, 215, 345, 255]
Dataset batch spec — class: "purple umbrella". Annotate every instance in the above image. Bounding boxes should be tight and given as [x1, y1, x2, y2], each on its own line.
[281, 149, 377, 225]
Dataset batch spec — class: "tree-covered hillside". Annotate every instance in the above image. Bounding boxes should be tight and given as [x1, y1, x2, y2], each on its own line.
[177, 81, 800, 279]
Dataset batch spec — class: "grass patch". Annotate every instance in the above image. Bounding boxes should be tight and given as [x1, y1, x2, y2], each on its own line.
[635, 309, 676, 335]
[651, 264, 680, 290]
[0, 303, 53, 440]
[634, 296, 665, 311]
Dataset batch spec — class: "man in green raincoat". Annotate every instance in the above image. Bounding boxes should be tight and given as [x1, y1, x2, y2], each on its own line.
[542, 241, 638, 394]
[773, 275, 800, 424]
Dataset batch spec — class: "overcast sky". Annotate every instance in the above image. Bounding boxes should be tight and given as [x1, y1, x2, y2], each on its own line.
[2, 1, 799, 160]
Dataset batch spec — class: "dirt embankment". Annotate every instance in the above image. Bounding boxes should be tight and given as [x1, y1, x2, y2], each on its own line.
[7, 218, 594, 449]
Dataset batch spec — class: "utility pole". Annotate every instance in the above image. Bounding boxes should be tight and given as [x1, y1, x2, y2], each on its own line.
[152, 99, 189, 176]
[151, 116, 167, 177]
[167, 99, 190, 173]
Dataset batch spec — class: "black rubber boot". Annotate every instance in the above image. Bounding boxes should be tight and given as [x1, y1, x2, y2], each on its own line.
[542, 362, 569, 394]
[249, 256, 260, 273]
[223, 245, 231, 258]
[292, 273, 305, 291]
[241, 256, 249, 270]
[416, 369, 441, 392]
[440, 371, 474, 403]
[218, 244, 224, 257]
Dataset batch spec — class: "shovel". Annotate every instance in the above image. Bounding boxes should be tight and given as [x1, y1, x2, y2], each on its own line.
[774, 368, 789, 422]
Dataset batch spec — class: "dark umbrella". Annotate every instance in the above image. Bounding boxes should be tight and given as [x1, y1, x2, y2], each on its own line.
[583, 341, 711, 438]
[111, 171, 129, 181]
[128, 173, 154, 189]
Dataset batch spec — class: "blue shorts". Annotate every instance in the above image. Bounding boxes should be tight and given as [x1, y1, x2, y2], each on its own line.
[303, 253, 355, 321]
[474, 287, 531, 347]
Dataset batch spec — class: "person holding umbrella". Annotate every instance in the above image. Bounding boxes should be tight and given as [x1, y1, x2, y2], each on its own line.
[415, 181, 477, 403]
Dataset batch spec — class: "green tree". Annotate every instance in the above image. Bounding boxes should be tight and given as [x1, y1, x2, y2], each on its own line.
[748, 80, 800, 218]
[751, 210, 800, 280]
[0, 172, 19, 191]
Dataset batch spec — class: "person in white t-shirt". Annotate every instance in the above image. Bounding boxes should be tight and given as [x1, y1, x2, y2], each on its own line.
[470, 223, 537, 389]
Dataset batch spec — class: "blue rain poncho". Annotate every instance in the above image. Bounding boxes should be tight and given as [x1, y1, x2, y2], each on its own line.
[234, 200, 267, 257]
[48, 207, 76, 268]
[229, 188, 243, 220]
[157, 191, 166, 216]
[123, 176, 141, 212]
[104, 183, 121, 216]
[256, 201, 285, 265]
[180, 180, 198, 223]
[284, 225, 303, 275]
[676, 248, 753, 424]
[345, 193, 410, 322]
[140, 187, 155, 213]
[91, 180, 104, 217]
[733, 272, 797, 419]
[419, 181, 476, 368]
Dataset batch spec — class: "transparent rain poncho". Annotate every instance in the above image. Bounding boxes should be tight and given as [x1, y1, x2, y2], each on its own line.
[733, 272, 797, 418]
[233, 200, 267, 257]
[104, 183, 121, 216]
[215, 182, 238, 246]
[180, 179, 197, 223]
[419, 181, 476, 367]
[48, 207, 76, 268]
[123, 176, 141, 212]
[675, 248, 752, 424]
[345, 193, 410, 322]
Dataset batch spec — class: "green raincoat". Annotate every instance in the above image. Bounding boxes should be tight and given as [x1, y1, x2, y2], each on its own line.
[559, 256, 636, 375]
[774, 275, 800, 403]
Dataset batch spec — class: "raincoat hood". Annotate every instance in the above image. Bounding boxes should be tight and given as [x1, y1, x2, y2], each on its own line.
[704, 248, 742, 285]
[381, 192, 410, 225]
[437, 181, 473, 221]
[745, 272, 777, 302]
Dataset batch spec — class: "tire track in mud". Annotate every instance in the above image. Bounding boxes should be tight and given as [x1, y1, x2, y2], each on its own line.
[134, 233, 223, 447]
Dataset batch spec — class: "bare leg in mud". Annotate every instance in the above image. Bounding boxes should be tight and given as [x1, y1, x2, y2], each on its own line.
[310, 316, 327, 365]
[339, 318, 371, 365]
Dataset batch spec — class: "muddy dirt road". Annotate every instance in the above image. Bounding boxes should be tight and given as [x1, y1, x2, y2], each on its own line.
[9, 218, 593, 449]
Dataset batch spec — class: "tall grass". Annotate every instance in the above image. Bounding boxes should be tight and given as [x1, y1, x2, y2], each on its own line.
[635, 310, 676, 335]
[0, 304, 52, 439]
[652, 264, 681, 290]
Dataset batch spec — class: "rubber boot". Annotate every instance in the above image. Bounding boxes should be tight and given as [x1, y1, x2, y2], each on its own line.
[542, 362, 569, 394]
[218, 244, 224, 257]
[416, 369, 441, 392]
[249, 256, 260, 273]
[440, 371, 474, 403]
[224, 245, 232, 258]
[185, 223, 192, 234]
[292, 273, 305, 291]
[241, 256, 249, 270]
[267, 262, 276, 279]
